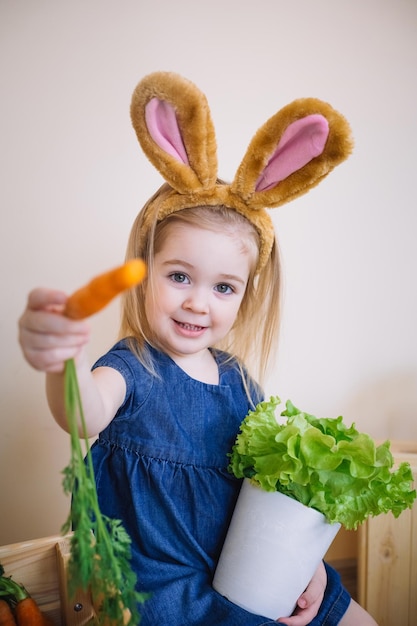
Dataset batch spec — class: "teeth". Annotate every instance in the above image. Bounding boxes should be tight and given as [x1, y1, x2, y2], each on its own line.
[179, 322, 203, 331]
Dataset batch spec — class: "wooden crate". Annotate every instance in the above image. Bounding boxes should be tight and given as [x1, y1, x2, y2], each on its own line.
[358, 441, 417, 626]
[0, 534, 94, 626]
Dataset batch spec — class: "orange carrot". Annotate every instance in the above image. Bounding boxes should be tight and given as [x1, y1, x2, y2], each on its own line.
[14, 598, 50, 626]
[0, 599, 16, 626]
[64, 259, 147, 320]
[0, 565, 51, 626]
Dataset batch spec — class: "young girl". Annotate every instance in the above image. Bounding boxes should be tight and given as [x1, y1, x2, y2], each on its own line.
[18, 72, 378, 625]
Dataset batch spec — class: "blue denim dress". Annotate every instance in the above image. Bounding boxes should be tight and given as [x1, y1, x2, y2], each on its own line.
[91, 341, 350, 625]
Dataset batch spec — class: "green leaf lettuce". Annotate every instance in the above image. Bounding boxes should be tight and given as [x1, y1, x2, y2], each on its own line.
[228, 396, 416, 530]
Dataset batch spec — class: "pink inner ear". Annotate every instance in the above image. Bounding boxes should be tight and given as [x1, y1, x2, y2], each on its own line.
[145, 98, 189, 164]
[255, 114, 330, 191]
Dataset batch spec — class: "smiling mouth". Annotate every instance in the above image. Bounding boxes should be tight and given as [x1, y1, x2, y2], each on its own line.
[175, 321, 205, 332]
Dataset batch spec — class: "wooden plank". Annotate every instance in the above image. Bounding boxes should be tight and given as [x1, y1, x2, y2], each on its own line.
[0, 534, 65, 625]
[357, 521, 369, 607]
[357, 442, 417, 626]
[56, 536, 95, 626]
[364, 508, 411, 625]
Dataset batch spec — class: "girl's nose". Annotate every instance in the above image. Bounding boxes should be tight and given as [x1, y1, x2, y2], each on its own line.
[182, 288, 209, 313]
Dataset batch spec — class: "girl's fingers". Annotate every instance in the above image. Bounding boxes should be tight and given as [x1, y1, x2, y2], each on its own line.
[276, 599, 322, 626]
[19, 308, 89, 338]
[296, 562, 326, 608]
[276, 562, 326, 625]
[25, 346, 88, 373]
[19, 328, 90, 372]
[26, 287, 68, 311]
[18, 288, 90, 372]
[20, 288, 90, 335]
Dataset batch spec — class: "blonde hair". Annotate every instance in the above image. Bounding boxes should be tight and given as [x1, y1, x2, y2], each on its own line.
[119, 183, 281, 387]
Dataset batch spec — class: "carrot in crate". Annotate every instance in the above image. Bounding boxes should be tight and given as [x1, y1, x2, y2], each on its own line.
[0, 565, 51, 626]
[15, 598, 53, 626]
[0, 598, 16, 626]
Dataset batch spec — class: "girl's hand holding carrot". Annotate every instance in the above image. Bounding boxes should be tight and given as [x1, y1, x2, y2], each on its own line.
[18, 288, 91, 374]
[18, 260, 147, 374]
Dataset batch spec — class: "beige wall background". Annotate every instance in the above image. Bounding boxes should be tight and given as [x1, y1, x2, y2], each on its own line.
[1, 0, 416, 546]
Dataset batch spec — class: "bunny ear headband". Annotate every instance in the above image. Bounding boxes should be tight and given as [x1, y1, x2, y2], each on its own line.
[130, 71, 353, 271]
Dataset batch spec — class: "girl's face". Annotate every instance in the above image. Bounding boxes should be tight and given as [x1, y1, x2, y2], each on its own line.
[145, 222, 253, 364]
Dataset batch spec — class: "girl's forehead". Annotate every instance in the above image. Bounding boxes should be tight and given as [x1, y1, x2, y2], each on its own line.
[158, 221, 247, 252]
[155, 222, 253, 277]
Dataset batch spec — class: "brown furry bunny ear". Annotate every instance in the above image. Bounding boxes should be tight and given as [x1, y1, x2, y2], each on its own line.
[231, 98, 353, 210]
[130, 72, 353, 272]
[130, 71, 218, 194]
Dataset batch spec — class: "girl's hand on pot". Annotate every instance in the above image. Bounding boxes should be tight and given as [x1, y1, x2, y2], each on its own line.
[276, 561, 326, 625]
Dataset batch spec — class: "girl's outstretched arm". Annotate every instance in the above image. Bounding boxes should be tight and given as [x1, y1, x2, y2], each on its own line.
[18, 288, 125, 437]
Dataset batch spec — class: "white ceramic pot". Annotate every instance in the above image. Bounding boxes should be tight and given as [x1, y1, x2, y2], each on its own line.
[213, 479, 340, 620]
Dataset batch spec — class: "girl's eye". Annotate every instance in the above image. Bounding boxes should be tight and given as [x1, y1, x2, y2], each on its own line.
[170, 272, 189, 284]
[215, 283, 233, 295]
